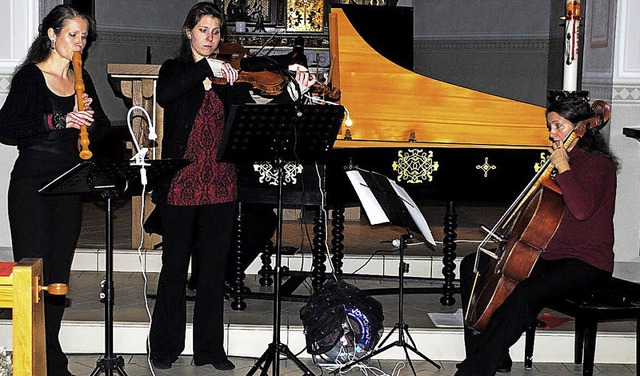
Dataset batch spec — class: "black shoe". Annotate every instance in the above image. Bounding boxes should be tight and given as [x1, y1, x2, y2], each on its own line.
[151, 357, 172, 370]
[213, 358, 235, 370]
[194, 357, 235, 370]
[496, 354, 513, 373]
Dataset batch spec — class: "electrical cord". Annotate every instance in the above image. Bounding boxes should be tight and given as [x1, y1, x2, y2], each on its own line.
[126, 105, 157, 376]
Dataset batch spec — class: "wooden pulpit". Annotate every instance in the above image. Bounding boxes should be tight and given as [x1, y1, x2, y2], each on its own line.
[107, 63, 163, 249]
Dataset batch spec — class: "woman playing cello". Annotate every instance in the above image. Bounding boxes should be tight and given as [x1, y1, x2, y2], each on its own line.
[457, 95, 618, 376]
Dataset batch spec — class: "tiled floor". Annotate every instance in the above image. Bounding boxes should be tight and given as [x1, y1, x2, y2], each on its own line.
[58, 199, 638, 375]
[63, 353, 628, 376]
[66, 354, 638, 375]
[59, 270, 636, 375]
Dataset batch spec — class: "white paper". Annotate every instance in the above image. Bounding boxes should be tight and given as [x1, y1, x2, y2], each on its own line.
[346, 170, 389, 225]
[428, 308, 464, 328]
[346, 170, 436, 247]
[389, 179, 436, 247]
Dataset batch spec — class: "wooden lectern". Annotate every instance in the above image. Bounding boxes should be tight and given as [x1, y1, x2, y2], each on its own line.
[0, 258, 67, 376]
[107, 63, 163, 249]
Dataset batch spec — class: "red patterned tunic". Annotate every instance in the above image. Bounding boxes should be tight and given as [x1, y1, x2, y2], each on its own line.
[166, 89, 237, 205]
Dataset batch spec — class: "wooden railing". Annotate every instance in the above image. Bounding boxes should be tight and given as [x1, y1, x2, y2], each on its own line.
[0, 258, 67, 376]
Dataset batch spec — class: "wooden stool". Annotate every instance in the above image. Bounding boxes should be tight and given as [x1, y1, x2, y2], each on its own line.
[524, 276, 640, 376]
[0, 258, 68, 376]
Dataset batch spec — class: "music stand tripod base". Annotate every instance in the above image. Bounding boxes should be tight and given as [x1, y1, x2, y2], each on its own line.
[39, 159, 189, 376]
[342, 169, 441, 375]
[219, 104, 345, 376]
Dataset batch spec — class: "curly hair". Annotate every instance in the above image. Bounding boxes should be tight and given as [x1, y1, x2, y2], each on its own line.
[546, 96, 619, 169]
[177, 2, 226, 62]
[22, 4, 96, 67]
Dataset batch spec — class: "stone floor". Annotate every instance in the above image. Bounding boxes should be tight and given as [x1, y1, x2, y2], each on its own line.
[66, 354, 638, 376]
[52, 199, 637, 375]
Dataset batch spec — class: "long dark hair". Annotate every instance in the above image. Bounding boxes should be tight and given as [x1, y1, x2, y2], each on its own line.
[177, 2, 226, 62]
[22, 4, 96, 66]
[546, 96, 619, 169]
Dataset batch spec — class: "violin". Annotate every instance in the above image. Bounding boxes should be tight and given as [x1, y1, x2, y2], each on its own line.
[211, 42, 341, 101]
[211, 43, 287, 95]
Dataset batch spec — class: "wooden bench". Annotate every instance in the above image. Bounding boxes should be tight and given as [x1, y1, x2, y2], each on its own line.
[0, 259, 67, 376]
[524, 276, 640, 376]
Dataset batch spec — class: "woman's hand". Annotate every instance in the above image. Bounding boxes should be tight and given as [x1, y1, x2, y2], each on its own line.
[207, 58, 239, 85]
[66, 93, 95, 129]
[547, 140, 571, 173]
[220, 61, 239, 85]
[293, 69, 317, 90]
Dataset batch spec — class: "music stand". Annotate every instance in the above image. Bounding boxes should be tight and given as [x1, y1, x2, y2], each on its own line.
[39, 158, 189, 376]
[218, 103, 345, 376]
[342, 168, 440, 375]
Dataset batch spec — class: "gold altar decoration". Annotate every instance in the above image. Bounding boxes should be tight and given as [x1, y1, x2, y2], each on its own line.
[287, 0, 324, 32]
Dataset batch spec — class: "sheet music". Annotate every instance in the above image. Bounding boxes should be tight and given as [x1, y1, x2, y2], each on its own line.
[346, 170, 389, 225]
[428, 308, 464, 328]
[389, 180, 436, 246]
[346, 170, 436, 247]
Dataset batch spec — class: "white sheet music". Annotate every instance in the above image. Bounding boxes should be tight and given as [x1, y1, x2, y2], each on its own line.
[389, 181, 436, 246]
[346, 170, 436, 247]
[346, 170, 389, 225]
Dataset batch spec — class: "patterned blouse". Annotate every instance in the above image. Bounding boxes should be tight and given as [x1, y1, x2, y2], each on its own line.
[167, 89, 237, 205]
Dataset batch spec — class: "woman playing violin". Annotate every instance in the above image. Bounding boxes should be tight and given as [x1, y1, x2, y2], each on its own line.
[457, 95, 618, 376]
[148, 2, 316, 371]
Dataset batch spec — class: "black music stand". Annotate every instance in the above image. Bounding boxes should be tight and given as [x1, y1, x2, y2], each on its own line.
[39, 158, 189, 376]
[342, 168, 440, 375]
[218, 103, 345, 376]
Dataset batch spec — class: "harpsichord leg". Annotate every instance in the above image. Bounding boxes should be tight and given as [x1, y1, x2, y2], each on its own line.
[330, 205, 345, 274]
[441, 200, 458, 306]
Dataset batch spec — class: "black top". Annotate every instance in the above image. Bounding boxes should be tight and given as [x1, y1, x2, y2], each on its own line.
[0, 63, 111, 178]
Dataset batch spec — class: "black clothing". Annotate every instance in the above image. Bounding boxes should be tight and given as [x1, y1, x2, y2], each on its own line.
[150, 202, 235, 364]
[0, 63, 110, 376]
[458, 253, 610, 376]
[0, 64, 110, 155]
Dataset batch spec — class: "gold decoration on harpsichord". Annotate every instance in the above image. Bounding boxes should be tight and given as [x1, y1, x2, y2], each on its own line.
[533, 152, 557, 178]
[533, 152, 547, 173]
[287, 0, 324, 32]
[254, 162, 304, 186]
[476, 157, 496, 178]
[392, 149, 439, 184]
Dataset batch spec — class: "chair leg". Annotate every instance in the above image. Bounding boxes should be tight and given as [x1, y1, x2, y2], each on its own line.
[574, 315, 585, 364]
[582, 320, 597, 376]
[524, 324, 535, 369]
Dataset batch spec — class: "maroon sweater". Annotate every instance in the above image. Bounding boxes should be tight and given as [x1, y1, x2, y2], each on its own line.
[542, 147, 616, 272]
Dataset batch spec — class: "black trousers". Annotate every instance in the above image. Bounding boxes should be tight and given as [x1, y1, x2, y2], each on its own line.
[8, 177, 82, 376]
[188, 203, 277, 289]
[458, 252, 610, 376]
[149, 201, 235, 364]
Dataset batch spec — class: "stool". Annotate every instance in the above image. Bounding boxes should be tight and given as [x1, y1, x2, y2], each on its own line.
[524, 276, 640, 376]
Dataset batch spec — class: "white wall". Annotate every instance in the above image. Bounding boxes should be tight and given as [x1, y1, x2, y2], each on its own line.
[0, 0, 40, 249]
[610, 0, 640, 278]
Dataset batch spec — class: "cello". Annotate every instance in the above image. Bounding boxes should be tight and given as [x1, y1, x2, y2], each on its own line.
[465, 99, 611, 332]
